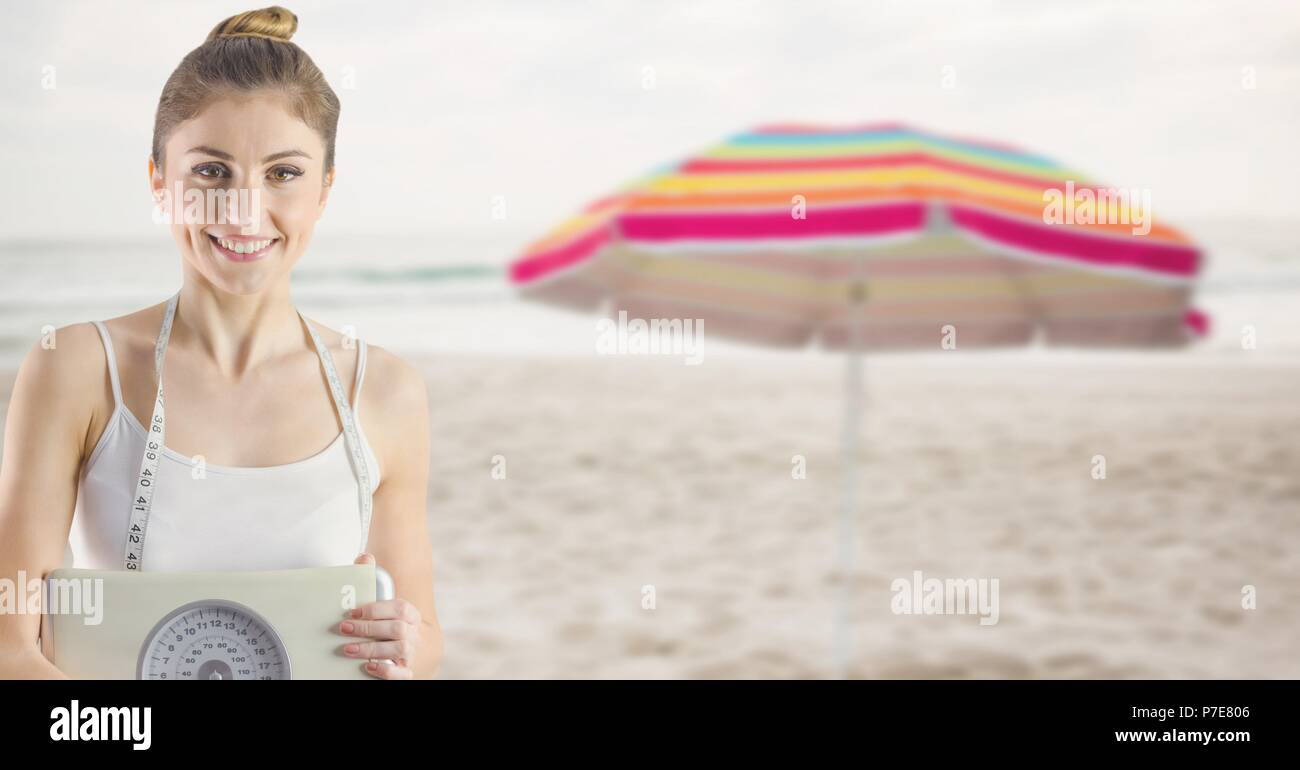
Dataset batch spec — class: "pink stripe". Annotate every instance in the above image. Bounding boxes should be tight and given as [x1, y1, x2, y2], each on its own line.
[675, 251, 1037, 278]
[1183, 308, 1210, 337]
[510, 227, 611, 284]
[619, 202, 926, 242]
[949, 205, 1200, 277]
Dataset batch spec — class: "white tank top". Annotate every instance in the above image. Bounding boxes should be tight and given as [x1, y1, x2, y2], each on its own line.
[65, 319, 382, 572]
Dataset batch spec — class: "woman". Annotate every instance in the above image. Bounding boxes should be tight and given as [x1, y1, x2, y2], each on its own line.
[0, 6, 442, 679]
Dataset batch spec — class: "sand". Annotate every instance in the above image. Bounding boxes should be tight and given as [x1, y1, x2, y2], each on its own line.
[4, 352, 1298, 678]
[415, 352, 1299, 679]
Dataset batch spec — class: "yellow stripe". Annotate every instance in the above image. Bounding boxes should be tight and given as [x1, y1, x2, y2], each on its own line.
[645, 166, 1123, 213]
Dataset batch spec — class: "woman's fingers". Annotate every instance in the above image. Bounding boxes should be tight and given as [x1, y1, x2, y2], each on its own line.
[363, 659, 413, 680]
[338, 617, 413, 642]
[342, 638, 416, 662]
[349, 598, 421, 625]
[335, 597, 422, 680]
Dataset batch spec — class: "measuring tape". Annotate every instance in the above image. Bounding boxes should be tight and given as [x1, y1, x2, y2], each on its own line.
[123, 292, 373, 570]
[300, 305, 374, 557]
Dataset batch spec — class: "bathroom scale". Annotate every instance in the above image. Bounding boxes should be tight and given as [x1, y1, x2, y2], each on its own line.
[42, 564, 394, 680]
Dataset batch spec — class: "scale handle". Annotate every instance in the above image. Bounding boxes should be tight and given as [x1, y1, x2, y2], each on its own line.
[374, 565, 394, 601]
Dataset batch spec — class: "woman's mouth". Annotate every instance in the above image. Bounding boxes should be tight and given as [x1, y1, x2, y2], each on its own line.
[208, 234, 279, 262]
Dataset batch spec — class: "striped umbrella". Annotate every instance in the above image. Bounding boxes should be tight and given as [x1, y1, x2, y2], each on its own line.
[508, 122, 1207, 676]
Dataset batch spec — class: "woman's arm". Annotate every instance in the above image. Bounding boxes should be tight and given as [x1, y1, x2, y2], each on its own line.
[0, 324, 104, 679]
[346, 347, 443, 679]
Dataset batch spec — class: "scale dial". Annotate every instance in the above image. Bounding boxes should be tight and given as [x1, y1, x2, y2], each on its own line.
[137, 600, 292, 680]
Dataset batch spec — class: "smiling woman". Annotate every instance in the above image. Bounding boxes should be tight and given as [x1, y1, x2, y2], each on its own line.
[149, 6, 338, 294]
[0, 6, 443, 680]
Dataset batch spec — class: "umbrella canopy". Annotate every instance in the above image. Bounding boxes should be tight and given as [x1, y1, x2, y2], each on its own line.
[509, 123, 1207, 350]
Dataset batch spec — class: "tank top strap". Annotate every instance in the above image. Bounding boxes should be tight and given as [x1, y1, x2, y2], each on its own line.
[90, 320, 124, 409]
[353, 339, 368, 420]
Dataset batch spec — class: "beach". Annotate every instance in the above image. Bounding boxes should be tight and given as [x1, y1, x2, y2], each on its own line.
[3, 350, 1298, 678]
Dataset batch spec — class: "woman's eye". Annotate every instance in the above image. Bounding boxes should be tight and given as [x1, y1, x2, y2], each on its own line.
[268, 166, 303, 182]
[193, 163, 228, 179]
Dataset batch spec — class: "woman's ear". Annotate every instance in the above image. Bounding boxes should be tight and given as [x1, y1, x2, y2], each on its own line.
[148, 157, 167, 223]
[317, 166, 336, 218]
[148, 156, 164, 199]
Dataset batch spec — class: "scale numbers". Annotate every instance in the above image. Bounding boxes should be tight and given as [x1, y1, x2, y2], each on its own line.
[137, 600, 292, 680]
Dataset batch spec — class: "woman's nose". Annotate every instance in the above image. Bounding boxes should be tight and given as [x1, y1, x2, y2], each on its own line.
[221, 174, 267, 234]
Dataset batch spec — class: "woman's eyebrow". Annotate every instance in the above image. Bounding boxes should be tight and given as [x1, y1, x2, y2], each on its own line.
[183, 147, 312, 163]
[187, 145, 234, 160]
[262, 149, 312, 163]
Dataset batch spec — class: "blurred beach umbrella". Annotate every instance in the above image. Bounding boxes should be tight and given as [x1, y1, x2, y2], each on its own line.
[508, 122, 1207, 676]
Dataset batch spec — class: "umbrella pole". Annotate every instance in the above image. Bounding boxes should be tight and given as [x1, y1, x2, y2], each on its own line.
[834, 346, 862, 679]
[835, 270, 867, 679]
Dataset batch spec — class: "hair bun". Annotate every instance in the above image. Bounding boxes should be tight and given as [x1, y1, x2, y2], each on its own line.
[207, 5, 299, 42]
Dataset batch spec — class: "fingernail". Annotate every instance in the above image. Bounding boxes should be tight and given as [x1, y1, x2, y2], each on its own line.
[366, 662, 378, 672]
[341, 621, 354, 634]
[350, 609, 362, 619]
[344, 644, 359, 655]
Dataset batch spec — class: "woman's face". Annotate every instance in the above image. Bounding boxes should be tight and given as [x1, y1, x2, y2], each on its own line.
[151, 91, 333, 296]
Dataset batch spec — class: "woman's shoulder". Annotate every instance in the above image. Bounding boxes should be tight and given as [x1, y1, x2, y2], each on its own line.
[15, 300, 175, 400]
[9, 320, 119, 461]
[348, 340, 429, 474]
[13, 321, 106, 389]
[303, 320, 423, 399]
[358, 343, 427, 431]
[15, 302, 175, 458]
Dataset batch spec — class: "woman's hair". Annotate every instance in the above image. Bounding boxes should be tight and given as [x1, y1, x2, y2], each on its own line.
[151, 5, 340, 173]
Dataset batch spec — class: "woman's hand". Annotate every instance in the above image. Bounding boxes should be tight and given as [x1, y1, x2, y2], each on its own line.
[337, 553, 423, 680]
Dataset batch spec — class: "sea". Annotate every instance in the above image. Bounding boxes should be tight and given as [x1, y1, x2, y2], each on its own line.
[1, 221, 1297, 368]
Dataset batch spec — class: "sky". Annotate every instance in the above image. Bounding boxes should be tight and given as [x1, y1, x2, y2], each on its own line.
[1, 0, 1297, 256]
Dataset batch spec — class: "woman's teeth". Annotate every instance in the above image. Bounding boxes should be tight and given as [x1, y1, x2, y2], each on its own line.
[216, 237, 274, 254]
